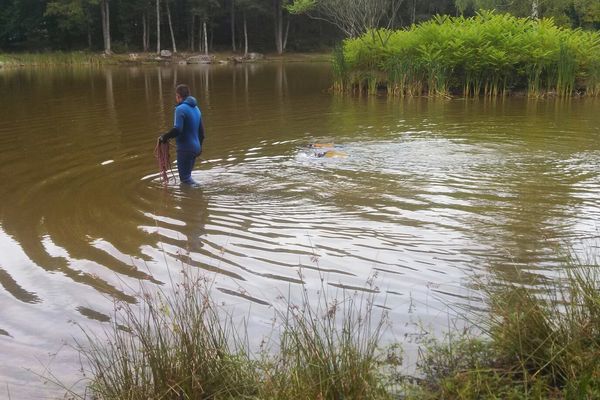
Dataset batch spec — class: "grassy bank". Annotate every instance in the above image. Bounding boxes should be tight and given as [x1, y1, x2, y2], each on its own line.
[69, 270, 399, 400]
[337, 11, 600, 97]
[65, 258, 600, 399]
[0, 51, 331, 68]
[0, 52, 113, 66]
[404, 261, 600, 399]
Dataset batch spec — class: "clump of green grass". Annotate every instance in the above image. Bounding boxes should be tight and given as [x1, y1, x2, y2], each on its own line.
[340, 11, 600, 97]
[405, 259, 600, 399]
[257, 274, 399, 400]
[70, 268, 400, 399]
[76, 272, 260, 399]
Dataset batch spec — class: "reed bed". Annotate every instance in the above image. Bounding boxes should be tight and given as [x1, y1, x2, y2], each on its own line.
[70, 269, 399, 400]
[76, 273, 260, 400]
[338, 11, 600, 97]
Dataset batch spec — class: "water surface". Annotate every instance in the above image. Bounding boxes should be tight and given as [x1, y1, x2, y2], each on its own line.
[1, 63, 599, 397]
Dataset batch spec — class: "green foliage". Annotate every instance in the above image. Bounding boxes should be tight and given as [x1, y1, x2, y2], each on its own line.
[406, 334, 555, 399]
[486, 264, 600, 391]
[341, 11, 600, 97]
[45, 0, 91, 32]
[0, 0, 48, 48]
[286, 0, 316, 14]
[0, 0, 597, 54]
[331, 44, 349, 91]
[574, 0, 600, 27]
[0, 0, 342, 53]
[69, 251, 600, 399]
[406, 260, 600, 399]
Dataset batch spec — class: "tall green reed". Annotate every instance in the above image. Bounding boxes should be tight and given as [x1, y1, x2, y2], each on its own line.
[331, 44, 349, 92]
[555, 42, 577, 96]
[339, 11, 600, 98]
[258, 272, 397, 400]
[76, 271, 259, 400]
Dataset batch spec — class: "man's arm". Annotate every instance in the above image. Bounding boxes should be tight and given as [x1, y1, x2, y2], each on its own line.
[159, 126, 180, 143]
[159, 106, 184, 143]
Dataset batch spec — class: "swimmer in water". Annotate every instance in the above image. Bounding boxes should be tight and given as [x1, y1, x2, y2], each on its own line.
[316, 150, 347, 158]
[308, 143, 335, 149]
[308, 143, 347, 158]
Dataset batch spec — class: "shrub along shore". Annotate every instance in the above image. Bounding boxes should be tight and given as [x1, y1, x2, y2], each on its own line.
[336, 12, 600, 98]
[63, 259, 600, 399]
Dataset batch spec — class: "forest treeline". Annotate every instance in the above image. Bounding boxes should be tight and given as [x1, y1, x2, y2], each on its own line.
[0, 0, 598, 55]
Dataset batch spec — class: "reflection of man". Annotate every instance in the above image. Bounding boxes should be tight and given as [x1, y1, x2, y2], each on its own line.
[158, 186, 211, 267]
[159, 84, 205, 185]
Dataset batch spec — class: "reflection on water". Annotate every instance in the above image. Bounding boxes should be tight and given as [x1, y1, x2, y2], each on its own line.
[0, 63, 600, 396]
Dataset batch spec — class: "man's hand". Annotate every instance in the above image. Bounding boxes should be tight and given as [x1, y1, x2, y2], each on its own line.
[159, 127, 179, 144]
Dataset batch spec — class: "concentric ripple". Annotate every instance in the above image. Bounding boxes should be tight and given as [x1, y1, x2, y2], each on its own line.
[1, 64, 599, 397]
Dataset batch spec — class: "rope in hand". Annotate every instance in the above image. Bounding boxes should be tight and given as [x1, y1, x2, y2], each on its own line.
[154, 139, 176, 185]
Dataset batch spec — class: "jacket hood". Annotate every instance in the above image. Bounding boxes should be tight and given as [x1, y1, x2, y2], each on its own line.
[181, 96, 198, 107]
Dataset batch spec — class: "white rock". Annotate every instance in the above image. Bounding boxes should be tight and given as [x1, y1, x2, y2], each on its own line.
[187, 55, 215, 64]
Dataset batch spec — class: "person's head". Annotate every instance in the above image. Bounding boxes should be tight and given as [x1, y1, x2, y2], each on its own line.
[175, 84, 190, 104]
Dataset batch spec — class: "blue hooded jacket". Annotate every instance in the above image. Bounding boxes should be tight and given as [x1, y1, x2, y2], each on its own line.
[173, 96, 202, 154]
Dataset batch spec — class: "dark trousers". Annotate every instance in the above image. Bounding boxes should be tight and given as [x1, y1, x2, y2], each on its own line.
[177, 150, 199, 184]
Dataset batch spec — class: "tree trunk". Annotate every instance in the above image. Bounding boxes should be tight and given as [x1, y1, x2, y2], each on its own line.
[166, 0, 177, 53]
[199, 19, 203, 53]
[531, 0, 539, 19]
[156, 0, 161, 54]
[231, 0, 237, 52]
[243, 11, 248, 57]
[142, 14, 146, 51]
[203, 21, 208, 55]
[283, 16, 290, 51]
[274, 0, 283, 54]
[142, 13, 148, 52]
[105, 0, 111, 53]
[146, 13, 151, 51]
[100, 0, 111, 54]
[411, 0, 416, 24]
[85, 7, 93, 49]
[191, 15, 195, 52]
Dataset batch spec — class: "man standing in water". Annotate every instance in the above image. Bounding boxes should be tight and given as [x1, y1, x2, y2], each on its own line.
[159, 84, 205, 185]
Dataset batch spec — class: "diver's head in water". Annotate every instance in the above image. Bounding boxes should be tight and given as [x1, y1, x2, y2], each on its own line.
[316, 150, 348, 158]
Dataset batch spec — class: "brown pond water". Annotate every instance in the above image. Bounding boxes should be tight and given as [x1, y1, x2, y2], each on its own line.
[0, 63, 599, 397]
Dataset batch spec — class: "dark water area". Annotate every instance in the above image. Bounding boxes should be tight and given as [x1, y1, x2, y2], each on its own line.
[0, 63, 599, 397]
